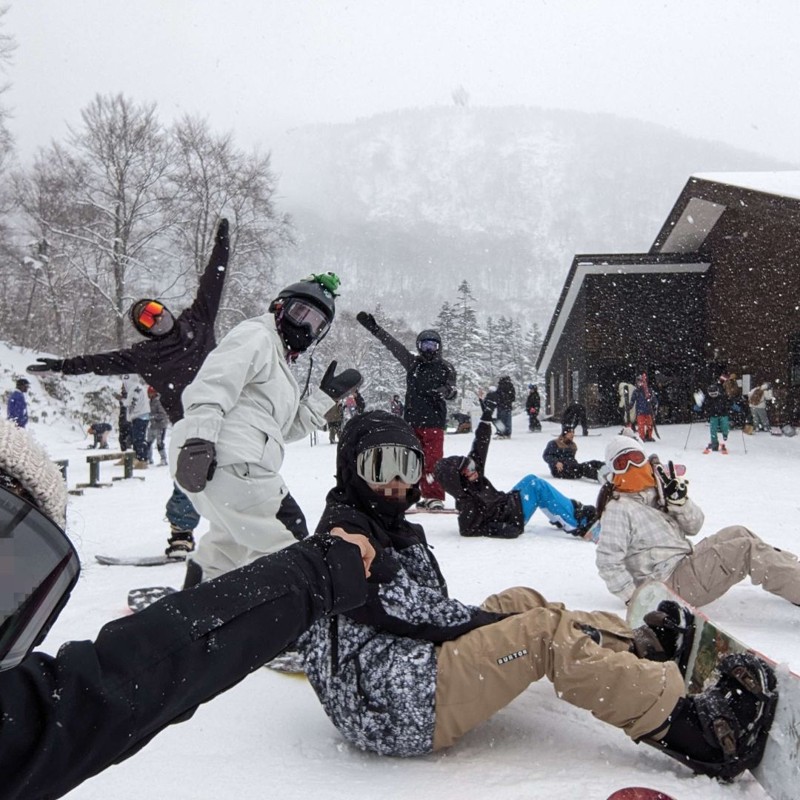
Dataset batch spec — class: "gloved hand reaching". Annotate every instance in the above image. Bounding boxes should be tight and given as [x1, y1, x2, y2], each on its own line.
[209, 218, 229, 267]
[27, 358, 65, 374]
[320, 360, 362, 401]
[356, 311, 380, 335]
[176, 438, 217, 493]
[655, 461, 689, 506]
[480, 396, 498, 422]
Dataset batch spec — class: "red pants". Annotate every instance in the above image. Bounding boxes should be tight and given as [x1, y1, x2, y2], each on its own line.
[414, 426, 445, 501]
[636, 414, 654, 441]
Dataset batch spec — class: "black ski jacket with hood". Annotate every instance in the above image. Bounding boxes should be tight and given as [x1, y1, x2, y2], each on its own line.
[298, 411, 506, 757]
[435, 420, 524, 539]
[365, 325, 457, 428]
[0, 537, 368, 800]
[56, 230, 229, 424]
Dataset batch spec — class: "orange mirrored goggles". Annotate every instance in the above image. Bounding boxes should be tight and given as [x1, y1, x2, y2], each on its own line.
[610, 448, 648, 475]
[137, 301, 165, 329]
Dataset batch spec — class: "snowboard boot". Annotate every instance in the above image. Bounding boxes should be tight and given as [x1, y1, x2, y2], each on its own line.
[631, 600, 694, 675]
[165, 529, 195, 560]
[571, 501, 598, 538]
[427, 499, 445, 511]
[720, 443, 729, 454]
[644, 653, 777, 780]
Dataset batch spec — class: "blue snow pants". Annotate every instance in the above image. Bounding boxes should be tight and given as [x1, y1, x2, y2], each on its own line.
[511, 475, 578, 531]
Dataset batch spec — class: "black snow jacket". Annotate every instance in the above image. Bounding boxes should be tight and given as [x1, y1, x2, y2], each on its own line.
[525, 387, 541, 414]
[365, 325, 457, 428]
[435, 420, 524, 539]
[496, 376, 516, 411]
[704, 381, 731, 418]
[0, 537, 368, 800]
[298, 411, 506, 757]
[57, 231, 229, 424]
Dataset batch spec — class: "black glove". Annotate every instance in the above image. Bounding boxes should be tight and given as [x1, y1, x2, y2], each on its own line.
[176, 438, 217, 493]
[27, 357, 65, 373]
[320, 360, 362, 401]
[480, 396, 497, 422]
[209, 218, 229, 268]
[655, 461, 688, 506]
[356, 311, 379, 335]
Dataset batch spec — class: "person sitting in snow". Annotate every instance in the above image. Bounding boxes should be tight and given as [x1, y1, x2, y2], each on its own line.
[296, 409, 777, 782]
[435, 399, 597, 539]
[542, 424, 604, 481]
[593, 432, 800, 608]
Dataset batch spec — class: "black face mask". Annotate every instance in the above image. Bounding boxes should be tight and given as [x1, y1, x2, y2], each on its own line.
[278, 318, 317, 353]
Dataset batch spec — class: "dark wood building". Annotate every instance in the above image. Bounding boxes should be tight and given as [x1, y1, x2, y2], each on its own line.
[537, 173, 800, 426]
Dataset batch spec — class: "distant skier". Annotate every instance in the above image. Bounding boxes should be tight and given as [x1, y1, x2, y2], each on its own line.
[525, 383, 542, 431]
[701, 373, 732, 454]
[630, 373, 658, 442]
[6, 378, 30, 428]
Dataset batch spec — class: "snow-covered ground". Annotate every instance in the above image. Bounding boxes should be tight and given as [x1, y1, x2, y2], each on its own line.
[8, 343, 798, 800]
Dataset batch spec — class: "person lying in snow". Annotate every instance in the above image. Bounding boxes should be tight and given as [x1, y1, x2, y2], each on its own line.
[593, 432, 800, 607]
[296, 410, 776, 781]
[434, 401, 597, 539]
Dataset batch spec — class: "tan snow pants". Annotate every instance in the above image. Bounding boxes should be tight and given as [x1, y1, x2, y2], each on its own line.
[432, 587, 684, 750]
[665, 524, 800, 607]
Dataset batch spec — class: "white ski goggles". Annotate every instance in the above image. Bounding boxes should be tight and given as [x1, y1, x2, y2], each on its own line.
[356, 445, 423, 485]
[283, 298, 330, 338]
[609, 448, 648, 475]
[0, 484, 80, 671]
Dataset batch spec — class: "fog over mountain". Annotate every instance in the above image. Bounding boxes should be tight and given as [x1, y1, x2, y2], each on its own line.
[269, 106, 790, 329]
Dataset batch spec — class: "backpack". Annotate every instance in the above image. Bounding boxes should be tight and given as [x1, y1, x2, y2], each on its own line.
[749, 387, 764, 406]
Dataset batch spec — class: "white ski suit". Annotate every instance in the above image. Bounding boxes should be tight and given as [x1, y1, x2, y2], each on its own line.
[170, 313, 332, 580]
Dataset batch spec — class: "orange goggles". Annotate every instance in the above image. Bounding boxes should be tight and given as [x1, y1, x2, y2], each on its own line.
[137, 301, 165, 329]
[610, 448, 648, 474]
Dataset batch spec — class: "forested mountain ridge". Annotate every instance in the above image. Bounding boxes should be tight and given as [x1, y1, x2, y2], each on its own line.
[271, 105, 790, 328]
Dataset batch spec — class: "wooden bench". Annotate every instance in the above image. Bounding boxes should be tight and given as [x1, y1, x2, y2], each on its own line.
[76, 452, 141, 489]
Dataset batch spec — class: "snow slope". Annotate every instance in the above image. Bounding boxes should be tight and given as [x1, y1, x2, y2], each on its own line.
[12, 354, 796, 800]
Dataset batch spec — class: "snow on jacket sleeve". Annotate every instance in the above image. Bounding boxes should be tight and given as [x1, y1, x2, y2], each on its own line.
[0, 536, 368, 800]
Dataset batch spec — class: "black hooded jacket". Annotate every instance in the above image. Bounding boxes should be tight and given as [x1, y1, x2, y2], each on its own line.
[57, 234, 228, 424]
[298, 411, 506, 756]
[363, 325, 457, 428]
[435, 420, 524, 539]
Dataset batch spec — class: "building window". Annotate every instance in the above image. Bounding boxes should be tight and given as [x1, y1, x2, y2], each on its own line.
[571, 370, 580, 402]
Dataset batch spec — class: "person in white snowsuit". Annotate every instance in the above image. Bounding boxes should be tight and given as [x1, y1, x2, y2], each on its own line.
[170, 273, 361, 585]
[297, 411, 777, 782]
[594, 434, 800, 607]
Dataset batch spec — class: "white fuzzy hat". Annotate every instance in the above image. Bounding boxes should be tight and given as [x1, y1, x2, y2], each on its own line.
[605, 432, 646, 465]
[0, 419, 67, 527]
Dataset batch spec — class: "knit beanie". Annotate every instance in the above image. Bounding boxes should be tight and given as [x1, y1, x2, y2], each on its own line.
[0, 418, 67, 527]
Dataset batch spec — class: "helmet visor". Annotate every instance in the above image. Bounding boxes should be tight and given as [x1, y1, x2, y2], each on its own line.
[0, 486, 80, 671]
[610, 448, 648, 475]
[284, 298, 331, 339]
[356, 445, 423, 485]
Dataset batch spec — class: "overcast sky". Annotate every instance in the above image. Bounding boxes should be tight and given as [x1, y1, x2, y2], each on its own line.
[5, 0, 800, 164]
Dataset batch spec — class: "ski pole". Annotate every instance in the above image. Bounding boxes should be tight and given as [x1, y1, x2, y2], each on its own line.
[683, 420, 693, 451]
[741, 426, 748, 454]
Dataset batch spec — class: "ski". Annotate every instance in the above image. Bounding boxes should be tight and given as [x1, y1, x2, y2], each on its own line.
[96, 554, 179, 567]
[406, 508, 459, 515]
[127, 586, 177, 612]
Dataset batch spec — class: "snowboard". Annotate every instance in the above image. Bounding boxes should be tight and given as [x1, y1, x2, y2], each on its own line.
[96, 553, 179, 566]
[127, 585, 177, 612]
[628, 582, 796, 800]
[606, 789, 676, 800]
[770, 426, 784, 436]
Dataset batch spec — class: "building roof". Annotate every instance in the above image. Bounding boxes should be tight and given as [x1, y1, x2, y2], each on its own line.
[693, 171, 800, 200]
[535, 253, 709, 375]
